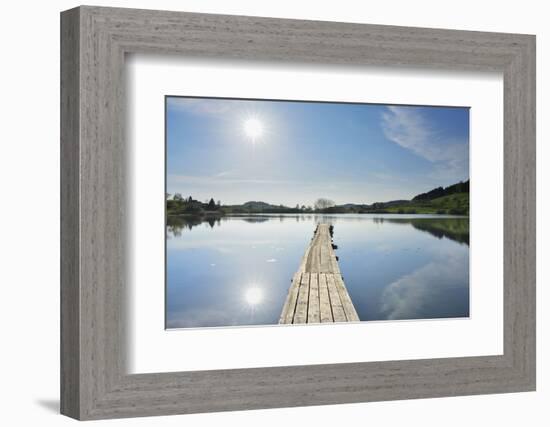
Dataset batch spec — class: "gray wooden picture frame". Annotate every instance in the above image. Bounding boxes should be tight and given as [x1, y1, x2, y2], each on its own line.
[60, 5, 536, 420]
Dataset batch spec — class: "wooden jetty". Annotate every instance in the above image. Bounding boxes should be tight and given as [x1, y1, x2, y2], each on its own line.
[279, 224, 360, 324]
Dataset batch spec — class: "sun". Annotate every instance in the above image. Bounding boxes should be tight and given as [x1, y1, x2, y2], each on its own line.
[243, 118, 263, 140]
[244, 287, 263, 306]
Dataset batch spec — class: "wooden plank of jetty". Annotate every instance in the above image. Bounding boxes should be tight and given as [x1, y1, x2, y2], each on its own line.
[308, 273, 320, 323]
[279, 224, 360, 324]
[293, 273, 310, 324]
[318, 273, 333, 323]
[326, 273, 347, 322]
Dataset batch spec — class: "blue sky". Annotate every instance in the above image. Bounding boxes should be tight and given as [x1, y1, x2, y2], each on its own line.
[166, 97, 469, 206]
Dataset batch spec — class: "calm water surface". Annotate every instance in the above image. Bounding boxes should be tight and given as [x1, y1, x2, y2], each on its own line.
[166, 214, 469, 328]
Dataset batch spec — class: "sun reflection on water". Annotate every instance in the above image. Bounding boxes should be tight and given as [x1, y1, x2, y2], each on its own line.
[244, 287, 263, 306]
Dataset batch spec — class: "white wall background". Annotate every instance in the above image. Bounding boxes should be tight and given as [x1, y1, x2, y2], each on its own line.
[0, 0, 546, 425]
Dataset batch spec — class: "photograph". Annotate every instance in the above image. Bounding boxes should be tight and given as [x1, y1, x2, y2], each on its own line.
[165, 96, 470, 329]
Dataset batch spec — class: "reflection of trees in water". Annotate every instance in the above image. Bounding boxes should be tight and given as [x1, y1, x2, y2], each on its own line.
[384, 217, 469, 245]
[167, 214, 325, 234]
[167, 214, 469, 245]
[412, 220, 469, 245]
[167, 215, 221, 236]
[234, 214, 315, 223]
[240, 217, 270, 224]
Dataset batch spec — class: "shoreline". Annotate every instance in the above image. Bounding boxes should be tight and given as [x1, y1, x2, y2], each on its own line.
[167, 212, 470, 218]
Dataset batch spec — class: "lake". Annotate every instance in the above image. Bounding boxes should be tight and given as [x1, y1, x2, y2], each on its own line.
[166, 214, 469, 329]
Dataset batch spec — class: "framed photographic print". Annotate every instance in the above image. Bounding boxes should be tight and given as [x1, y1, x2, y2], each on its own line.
[61, 6, 536, 420]
[164, 96, 471, 329]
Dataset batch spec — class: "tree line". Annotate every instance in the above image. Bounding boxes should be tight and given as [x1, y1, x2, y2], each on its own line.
[166, 194, 337, 216]
[166, 179, 470, 216]
[412, 180, 469, 201]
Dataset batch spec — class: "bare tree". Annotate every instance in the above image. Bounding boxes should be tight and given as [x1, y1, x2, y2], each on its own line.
[314, 198, 335, 210]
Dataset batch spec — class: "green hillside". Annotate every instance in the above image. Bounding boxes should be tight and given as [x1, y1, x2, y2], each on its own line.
[413, 180, 469, 201]
[382, 193, 469, 215]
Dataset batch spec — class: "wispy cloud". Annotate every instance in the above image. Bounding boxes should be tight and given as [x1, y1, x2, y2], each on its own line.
[381, 106, 468, 180]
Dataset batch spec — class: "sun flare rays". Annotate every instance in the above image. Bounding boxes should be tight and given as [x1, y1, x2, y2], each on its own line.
[242, 116, 265, 144]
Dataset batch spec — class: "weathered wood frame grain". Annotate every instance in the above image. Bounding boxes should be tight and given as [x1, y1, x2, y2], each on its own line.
[60, 5, 536, 420]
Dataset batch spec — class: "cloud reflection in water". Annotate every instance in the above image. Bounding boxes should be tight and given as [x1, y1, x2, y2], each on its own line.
[380, 251, 469, 320]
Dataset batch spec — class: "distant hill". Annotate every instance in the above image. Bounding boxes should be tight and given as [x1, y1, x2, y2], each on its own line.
[362, 180, 470, 215]
[241, 201, 280, 210]
[328, 180, 469, 215]
[224, 200, 301, 214]
[338, 200, 409, 210]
